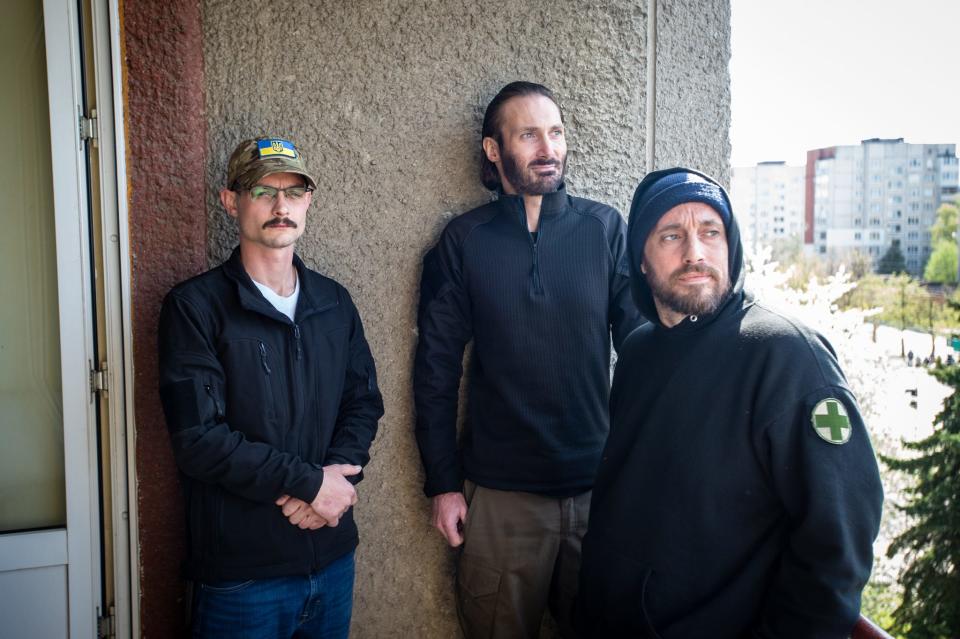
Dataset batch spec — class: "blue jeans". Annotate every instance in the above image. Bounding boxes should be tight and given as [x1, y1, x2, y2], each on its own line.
[192, 551, 355, 639]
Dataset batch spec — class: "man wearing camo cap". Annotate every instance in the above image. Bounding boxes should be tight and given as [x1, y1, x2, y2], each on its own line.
[158, 137, 383, 638]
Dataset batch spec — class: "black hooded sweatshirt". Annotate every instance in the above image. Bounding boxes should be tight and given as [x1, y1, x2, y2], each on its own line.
[578, 169, 883, 638]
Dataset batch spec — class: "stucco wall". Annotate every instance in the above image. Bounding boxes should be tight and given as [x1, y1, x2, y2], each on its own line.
[193, 0, 729, 636]
[654, 0, 732, 185]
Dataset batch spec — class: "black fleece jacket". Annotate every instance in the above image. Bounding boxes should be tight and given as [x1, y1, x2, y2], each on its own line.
[158, 248, 383, 581]
[578, 169, 883, 638]
[414, 185, 643, 497]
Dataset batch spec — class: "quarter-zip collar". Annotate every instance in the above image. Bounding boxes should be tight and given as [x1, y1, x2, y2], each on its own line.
[495, 186, 570, 296]
[496, 183, 571, 227]
[223, 247, 339, 324]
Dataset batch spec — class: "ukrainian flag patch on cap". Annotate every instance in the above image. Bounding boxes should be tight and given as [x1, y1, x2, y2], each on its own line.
[257, 139, 298, 159]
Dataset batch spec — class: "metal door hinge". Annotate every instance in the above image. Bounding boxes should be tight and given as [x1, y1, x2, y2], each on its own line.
[80, 108, 99, 145]
[97, 605, 115, 638]
[90, 360, 109, 399]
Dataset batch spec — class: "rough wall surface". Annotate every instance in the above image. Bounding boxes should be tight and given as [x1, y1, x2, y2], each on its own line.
[654, 0, 732, 186]
[124, 0, 206, 635]
[203, 2, 648, 636]
[126, 0, 742, 636]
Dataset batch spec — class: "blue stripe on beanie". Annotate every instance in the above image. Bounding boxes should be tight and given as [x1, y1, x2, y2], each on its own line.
[633, 172, 731, 228]
[629, 171, 733, 268]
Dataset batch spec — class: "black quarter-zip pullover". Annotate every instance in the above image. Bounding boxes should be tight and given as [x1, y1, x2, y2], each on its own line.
[414, 185, 644, 497]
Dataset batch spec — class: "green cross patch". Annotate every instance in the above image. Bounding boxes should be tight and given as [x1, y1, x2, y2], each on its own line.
[811, 398, 852, 445]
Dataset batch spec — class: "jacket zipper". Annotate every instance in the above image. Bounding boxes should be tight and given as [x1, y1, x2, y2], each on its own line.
[293, 324, 303, 361]
[204, 383, 225, 421]
[290, 323, 305, 450]
[258, 341, 272, 374]
[520, 203, 546, 295]
[531, 239, 543, 294]
[290, 321, 314, 567]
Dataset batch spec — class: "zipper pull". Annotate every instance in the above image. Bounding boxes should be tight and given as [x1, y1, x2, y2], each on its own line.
[293, 324, 302, 361]
[532, 243, 543, 294]
[258, 342, 272, 374]
[204, 383, 225, 421]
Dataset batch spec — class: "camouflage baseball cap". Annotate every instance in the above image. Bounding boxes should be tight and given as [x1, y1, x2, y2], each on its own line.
[226, 137, 317, 191]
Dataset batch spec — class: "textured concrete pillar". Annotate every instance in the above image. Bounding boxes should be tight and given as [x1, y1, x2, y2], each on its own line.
[652, 0, 732, 184]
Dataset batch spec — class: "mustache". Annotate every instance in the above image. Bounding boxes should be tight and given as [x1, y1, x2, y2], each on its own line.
[529, 158, 561, 168]
[671, 264, 721, 280]
[263, 218, 298, 229]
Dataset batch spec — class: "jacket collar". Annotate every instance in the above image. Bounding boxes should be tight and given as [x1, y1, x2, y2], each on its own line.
[496, 183, 571, 222]
[223, 246, 339, 323]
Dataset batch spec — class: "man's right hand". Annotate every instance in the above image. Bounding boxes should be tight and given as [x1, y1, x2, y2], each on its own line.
[432, 491, 468, 547]
[309, 464, 362, 527]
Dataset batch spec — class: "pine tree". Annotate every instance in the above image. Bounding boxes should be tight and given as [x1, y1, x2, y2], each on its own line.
[878, 243, 907, 274]
[882, 364, 960, 638]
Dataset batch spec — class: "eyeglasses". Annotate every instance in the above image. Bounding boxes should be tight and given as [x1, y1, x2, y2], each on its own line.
[246, 184, 314, 201]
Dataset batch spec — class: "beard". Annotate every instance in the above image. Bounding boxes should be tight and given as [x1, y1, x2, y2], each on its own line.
[501, 148, 566, 195]
[646, 262, 730, 317]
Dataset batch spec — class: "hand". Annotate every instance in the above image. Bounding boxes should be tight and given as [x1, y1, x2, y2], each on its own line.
[309, 464, 362, 527]
[275, 495, 327, 530]
[432, 492, 468, 547]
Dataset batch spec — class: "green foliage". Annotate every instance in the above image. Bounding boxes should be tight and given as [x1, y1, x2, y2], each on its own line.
[846, 249, 876, 280]
[878, 243, 908, 275]
[924, 240, 958, 284]
[860, 581, 906, 638]
[881, 365, 960, 638]
[930, 201, 959, 245]
[851, 275, 958, 332]
[843, 274, 957, 333]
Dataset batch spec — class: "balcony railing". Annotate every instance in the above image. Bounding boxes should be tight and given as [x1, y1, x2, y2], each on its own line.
[852, 615, 894, 639]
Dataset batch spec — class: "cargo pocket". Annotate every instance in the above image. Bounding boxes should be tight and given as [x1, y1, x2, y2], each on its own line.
[456, 555, 501, 639]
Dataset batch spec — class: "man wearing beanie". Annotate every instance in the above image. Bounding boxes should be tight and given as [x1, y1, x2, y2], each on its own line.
[577, 168, 883, 638]
[414, 82, 643, 638]
[158, 138, 383, 638]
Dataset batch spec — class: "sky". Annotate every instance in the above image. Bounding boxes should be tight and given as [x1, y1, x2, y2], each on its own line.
[730, 0, 960, 168]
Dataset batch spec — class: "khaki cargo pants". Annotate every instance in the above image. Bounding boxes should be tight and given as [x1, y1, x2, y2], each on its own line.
[456, 481, 590, 639]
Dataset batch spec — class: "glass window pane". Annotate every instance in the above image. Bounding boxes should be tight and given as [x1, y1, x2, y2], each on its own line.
[0, 0, 65, 533]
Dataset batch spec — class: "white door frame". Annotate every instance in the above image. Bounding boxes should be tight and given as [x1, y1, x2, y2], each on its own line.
[44, 0, 100, 634]
[75, 0, 141, 634]
[100, 0, 140, 634]
[0, 0, 136, 635]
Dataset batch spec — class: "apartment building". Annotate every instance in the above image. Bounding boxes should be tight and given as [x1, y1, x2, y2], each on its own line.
[806, 138, 959, 275]
[731, 161, 806, 253]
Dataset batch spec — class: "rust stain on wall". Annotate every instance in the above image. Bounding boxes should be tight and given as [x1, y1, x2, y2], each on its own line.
[123, 0, 207, 635]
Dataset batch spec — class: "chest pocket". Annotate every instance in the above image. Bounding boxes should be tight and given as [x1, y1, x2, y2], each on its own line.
[219, 338, 288, 445]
